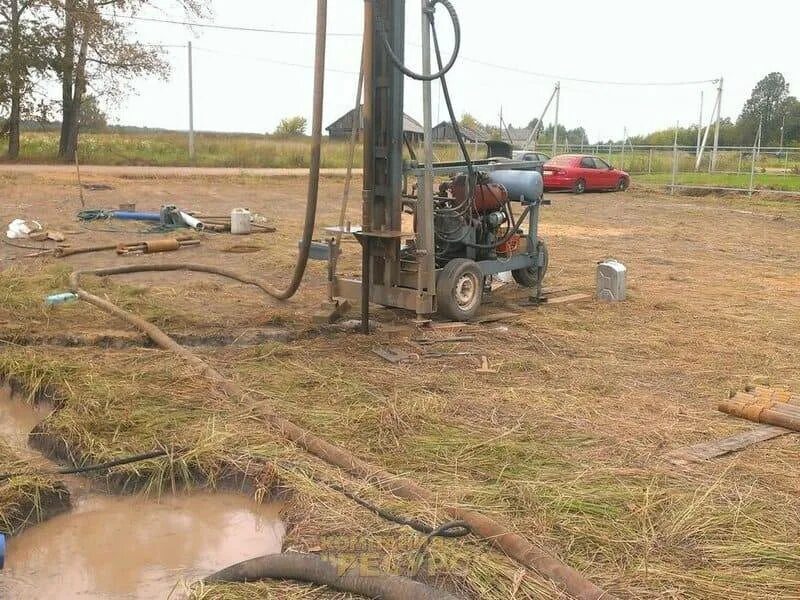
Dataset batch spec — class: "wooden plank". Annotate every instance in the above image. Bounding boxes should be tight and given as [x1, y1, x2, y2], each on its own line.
[540, 285, 571, 296]
[542, 293, 592, 306]
[372, 346, 413, 364]
[425, 322, 478, 330]
[667, 425, 792, 464]
[473, 312, 520, 324]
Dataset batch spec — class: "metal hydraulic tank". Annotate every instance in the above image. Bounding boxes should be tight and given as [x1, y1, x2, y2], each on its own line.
[487, 170, 544, 203]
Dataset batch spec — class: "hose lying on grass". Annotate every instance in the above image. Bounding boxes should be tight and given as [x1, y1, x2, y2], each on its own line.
[69, 263, 610, 600]
[205, 552, 460, 600]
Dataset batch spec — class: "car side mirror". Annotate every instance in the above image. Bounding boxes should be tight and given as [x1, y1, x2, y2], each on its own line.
[608, 165, 614, 170]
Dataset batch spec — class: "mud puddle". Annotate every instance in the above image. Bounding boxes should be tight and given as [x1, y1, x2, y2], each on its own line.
[0, 384, 286, 598]
[0, 381, 52, 457]
[1, 493, 284, 599]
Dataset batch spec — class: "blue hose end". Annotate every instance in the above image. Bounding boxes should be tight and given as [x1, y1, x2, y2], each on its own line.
[0, 532, 6, 569]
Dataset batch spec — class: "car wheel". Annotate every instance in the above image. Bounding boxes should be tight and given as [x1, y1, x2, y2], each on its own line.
[436, 258, 484, 322]
[512, 239, 549, 288]
[572, 179, 586, 194]
[617, 177, 629, 191]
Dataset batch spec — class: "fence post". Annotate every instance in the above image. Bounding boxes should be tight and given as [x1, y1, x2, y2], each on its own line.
[784, 149, 790, 177]
[670, 123, 679, 195]
[749, 120, 762, 197]
[620, 130, 626, 171]
[737, 152, 742, 174]
[648, 148, 653, 173]
[188, 41, 195, 160]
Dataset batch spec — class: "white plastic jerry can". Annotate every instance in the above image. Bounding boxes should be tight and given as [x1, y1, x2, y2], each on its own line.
[597, 260, 627, 302]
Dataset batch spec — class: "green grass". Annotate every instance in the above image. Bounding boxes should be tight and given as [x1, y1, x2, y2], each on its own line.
[637, 171, 800, 193]
[3, 131, 465, 169]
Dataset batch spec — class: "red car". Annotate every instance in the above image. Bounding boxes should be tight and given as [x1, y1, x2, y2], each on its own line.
[543, 154, 630, 194]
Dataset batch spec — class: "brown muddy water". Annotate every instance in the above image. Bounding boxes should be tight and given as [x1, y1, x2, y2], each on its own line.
[0, 383, 286, 599]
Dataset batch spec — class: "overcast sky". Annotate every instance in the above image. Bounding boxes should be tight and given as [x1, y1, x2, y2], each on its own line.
[116, 0, 798, 143]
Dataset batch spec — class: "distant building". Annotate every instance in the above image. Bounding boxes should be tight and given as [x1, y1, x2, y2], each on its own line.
[505, 126, 536, 146]
[432, 121, 488, 143]
[326, 106, 424, 143]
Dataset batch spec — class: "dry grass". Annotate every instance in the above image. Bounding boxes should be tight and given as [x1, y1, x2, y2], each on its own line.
[0, 441, 69, 535]
[0, 176, 799, 598]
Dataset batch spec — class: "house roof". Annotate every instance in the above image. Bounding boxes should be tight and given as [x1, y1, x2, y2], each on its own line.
[433, 120, 489, 141]
[403, 114, 424, 134]
[327, 106, 424, 135]
[506, 126, 535, 143]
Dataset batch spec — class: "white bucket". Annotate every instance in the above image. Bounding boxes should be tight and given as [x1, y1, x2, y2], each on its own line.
[231, 208, 252, 235]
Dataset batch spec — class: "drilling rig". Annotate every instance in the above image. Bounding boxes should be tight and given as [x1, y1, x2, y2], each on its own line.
[327, 0, 549, 327]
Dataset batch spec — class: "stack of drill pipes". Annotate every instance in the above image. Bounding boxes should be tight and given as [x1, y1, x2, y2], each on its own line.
[719, 394, 800, 432]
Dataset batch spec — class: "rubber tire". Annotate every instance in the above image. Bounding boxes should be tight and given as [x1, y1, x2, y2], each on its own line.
[512, 239, 549, 288]
[573, 179, 586, 194]
[617, 177, 629, 191]
[436, 258, 484, 322]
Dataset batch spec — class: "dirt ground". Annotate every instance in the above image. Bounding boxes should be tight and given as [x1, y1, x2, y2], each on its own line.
[1, 169, 799, 599]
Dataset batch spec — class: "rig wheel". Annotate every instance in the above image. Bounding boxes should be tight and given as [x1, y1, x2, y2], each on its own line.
[512, 239, 549, 288]
[573, 178, 586, 194]
[436, 258, 484, 322]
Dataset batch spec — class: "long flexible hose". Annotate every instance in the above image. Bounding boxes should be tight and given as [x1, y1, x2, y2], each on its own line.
[205, 552, 460, 600]
[378, 0, 460, 82]
[263, 0, 327, 300]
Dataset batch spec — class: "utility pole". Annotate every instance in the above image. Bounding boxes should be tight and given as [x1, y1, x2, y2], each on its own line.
[552, 81, 560, 157]
[710, 77, 723, 172]
[696, 90, 704, 154]
[188, 41, 195, 160]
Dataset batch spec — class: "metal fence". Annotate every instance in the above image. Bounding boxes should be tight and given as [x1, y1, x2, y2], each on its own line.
[527, 141, 800, 197]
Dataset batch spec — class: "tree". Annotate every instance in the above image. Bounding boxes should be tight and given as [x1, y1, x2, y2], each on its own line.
[779, 96, 800, 146]
[738, 72, 790, 145]
[54, 0, 208, 161]
[79, 94, 106, 131]
[274, 116, 307, 137]
[459, 113, 480, 131]
[0, 0, 51, 158]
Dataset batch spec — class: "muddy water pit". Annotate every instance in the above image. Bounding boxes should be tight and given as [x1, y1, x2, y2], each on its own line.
[0, 383, 286, 599]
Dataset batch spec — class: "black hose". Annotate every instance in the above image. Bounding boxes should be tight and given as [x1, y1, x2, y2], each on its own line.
[324, 479, 470, 538]
[378, 0, 461, 82]
[0, 449, 168, 482]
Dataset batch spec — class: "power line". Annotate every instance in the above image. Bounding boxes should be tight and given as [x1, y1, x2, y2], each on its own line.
[457, 56, 718, 87]
[111, 13, 361, 37]
[193, 46, 358, 75]
[114, 13, 714, 87]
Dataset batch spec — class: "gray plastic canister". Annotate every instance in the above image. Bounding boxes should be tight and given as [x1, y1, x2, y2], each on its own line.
[597, 260, 627, 302]
[487, 170, 544, 203]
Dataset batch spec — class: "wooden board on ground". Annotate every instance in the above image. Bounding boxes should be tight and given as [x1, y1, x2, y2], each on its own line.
[473, 312, 520, 324]
[667, 425, 792, 465]
[541, 285, 571, 296]
[541, 293, 592, 306]
[372, 346, 414, 364]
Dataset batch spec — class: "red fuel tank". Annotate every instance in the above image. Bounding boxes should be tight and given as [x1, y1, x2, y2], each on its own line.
[450, 175, 509, 215]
